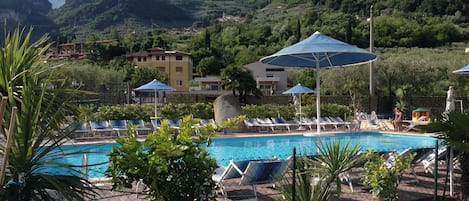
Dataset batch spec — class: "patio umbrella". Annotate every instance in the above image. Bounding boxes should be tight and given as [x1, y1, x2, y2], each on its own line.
[452, 64, 469, 74]
[283, 84, 314, 130]
[134, 79, 174, 118]
[261, 31, 377, 135]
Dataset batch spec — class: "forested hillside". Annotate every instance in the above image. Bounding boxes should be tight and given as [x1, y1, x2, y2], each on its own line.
[1, 0, 468, 45]
[47, 0, 269, 39]
[0, 0, 57, 39]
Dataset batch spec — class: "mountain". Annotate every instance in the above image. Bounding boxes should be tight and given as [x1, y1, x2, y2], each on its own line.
[0, 0, 58, 39]
[47, 0, 264, 39]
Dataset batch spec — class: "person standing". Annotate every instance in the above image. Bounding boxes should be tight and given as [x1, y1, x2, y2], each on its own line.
[392, 107, 403, 131]
[354, 108, 362, 131]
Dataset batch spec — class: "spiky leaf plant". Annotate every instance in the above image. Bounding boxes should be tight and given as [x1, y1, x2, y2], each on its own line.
[311, 141, 362, 199]
[421, 111, 469, 200]
[0, 26, 95, 200]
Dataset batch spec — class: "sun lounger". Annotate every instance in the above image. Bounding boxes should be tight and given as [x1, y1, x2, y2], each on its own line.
[129, 119, 152, 136]
[240, 159, 290, 198]
[329, 117, 352, 130]
[168, 119, 180, 130]
[199, 119, 216, 127]
[150, 118, 161, 131]
[212, 158, 289, 200]
[270, 117, 294, 132]
[256, 118, 276, 132]
[295, 118, 316, 130]
[421, 147, 447, 174]
[89, 120, 116, 138]
[73, 122, 93, 140]
[243, 118, 272, 132]
[109, 120, 128, 136]
[404, 116, 427, 132]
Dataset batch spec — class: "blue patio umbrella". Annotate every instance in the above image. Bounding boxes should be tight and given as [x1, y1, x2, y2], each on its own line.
[261, 31, 377, 135]
[283, 84, 314, 130]
[453, 64, 469, 74]
[134, 79, 174, 118]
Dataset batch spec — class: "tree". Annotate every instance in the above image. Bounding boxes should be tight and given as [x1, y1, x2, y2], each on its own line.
[421, 111, 469, 200]
[196, 56, 223, 76]
[220, 65, 261, 104]
[0, 27, 94, 200]
[131, 67, 168, 87]
[296, 69, 317, 89]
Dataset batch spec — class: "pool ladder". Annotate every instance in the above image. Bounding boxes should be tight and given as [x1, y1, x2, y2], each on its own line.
[81, 154, 88, 179]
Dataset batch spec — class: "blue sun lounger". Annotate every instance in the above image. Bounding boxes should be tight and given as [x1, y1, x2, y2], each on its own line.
[212, 158, 290, 200]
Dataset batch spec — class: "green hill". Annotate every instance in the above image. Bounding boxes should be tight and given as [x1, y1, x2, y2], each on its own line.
[47, 0, 265, 39]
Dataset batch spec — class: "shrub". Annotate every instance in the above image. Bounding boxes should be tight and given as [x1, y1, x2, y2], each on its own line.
[89, 103, 214, 121]
[106, 115, 244, 200]
[361, 150, 415, 201]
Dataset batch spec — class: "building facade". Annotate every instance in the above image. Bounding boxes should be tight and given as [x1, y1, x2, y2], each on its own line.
[127, 47, 193, 91]
[244, 61, 288, 95]
[191, 61, 288, 95]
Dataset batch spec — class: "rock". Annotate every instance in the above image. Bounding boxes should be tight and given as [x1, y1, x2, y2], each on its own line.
[213, 94, 244, 133]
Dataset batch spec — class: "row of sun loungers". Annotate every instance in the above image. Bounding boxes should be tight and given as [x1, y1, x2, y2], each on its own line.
[212, 146, 455, 200]
[73, 119, 216, 140]
[243, 117, 353, 132]
[342, 146, 454, 192]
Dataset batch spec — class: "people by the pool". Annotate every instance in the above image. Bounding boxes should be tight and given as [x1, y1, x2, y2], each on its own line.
[392, 107, 403, 131]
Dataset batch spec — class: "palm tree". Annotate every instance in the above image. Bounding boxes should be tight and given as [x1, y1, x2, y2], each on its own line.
[0, 27, 95, 200]
[421, 111, 469, 200]
[220, 65, 261, 103]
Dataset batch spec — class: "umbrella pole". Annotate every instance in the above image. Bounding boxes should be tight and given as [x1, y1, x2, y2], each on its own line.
[299, 94, 304, 130]
[154, 90, 158, 118]
[316, 58, 321, 135]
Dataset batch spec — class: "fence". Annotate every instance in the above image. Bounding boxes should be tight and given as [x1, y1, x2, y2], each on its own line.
[86, 86, 468, 119]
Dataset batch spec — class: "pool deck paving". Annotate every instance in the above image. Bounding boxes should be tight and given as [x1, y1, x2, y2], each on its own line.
[89, 164, 461, 201]
[86, 129, 460, 201]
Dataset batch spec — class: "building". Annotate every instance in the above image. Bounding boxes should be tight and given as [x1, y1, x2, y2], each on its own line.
[127, 47, 193, 91]
[192, 76, 222, 91]
[55, 40, 117, 59]
[244, 61, 287, 95]
[191, 62, 288, 95]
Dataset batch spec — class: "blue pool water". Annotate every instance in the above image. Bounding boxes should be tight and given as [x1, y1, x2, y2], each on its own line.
[56, 132, 439, 179]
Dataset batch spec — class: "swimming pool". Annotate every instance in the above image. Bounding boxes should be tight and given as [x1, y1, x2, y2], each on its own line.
[56, 132, 440, 179]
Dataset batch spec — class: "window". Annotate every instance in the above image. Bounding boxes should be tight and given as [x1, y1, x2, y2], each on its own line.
[266, 68, 284, 72]
[176, 55, 183, 60]
[157, 67, 166, 72]
[155, 56, 160, 60]
[176, 80, 183, 87]
[162, 56, 166, 60]
[137, 57, 141, 62]
[176, 66, 183, 74]
[143, 57, 147, 62]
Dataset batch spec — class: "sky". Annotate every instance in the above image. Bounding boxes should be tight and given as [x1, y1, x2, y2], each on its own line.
[49, 0, 65, 9]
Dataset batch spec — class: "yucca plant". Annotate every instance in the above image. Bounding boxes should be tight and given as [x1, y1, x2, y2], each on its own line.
[421, 111, 469, 200]
[311, 141, 362, 199]
[0, 26, 95, 200]
[276, 155, 333, 201]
